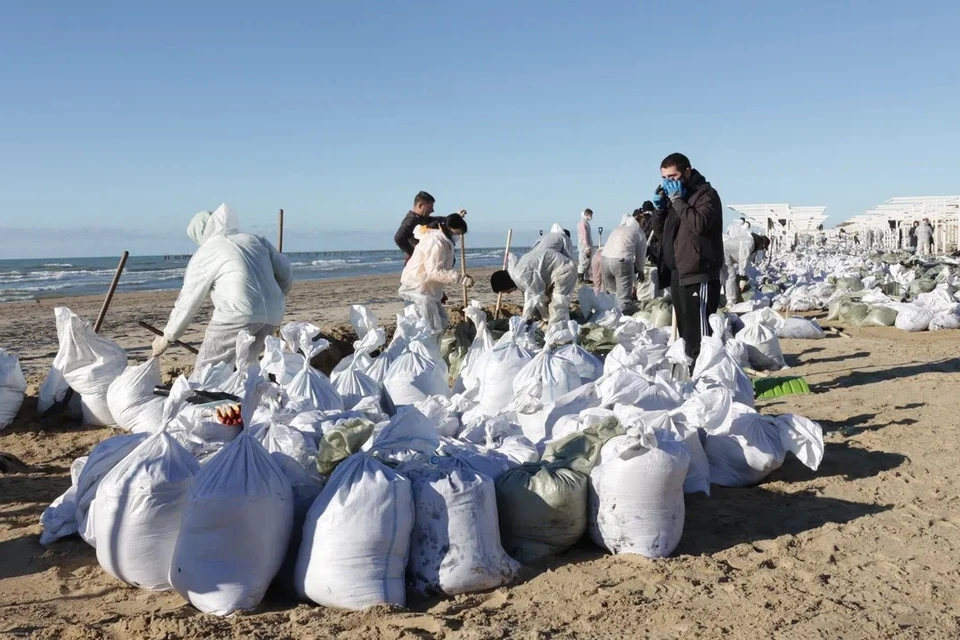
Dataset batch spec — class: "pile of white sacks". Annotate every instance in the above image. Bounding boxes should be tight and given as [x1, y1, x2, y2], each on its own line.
[745, 246, 960, 333]
[38, 300, 824, 616]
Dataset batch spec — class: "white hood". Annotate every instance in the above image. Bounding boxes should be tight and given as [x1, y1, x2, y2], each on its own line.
[187, 203, 240, 247]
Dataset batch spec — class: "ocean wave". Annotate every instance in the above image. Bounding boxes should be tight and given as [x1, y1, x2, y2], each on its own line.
[0, 295, 36, 303]
[42, 263, 74, 267]
[1, 283, 72, 294]
[309, 259, 351, 269]
[0, 269, 112, 284]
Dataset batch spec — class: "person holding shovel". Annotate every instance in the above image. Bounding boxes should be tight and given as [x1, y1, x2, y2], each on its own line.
[398, 214, 474, 338]
[151, 203, 292, 371]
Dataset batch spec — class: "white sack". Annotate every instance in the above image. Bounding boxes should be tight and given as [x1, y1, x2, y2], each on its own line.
[295, 452, 414, 610]
[0, 348, 26, 429]
[738, 312, 787, 371]
[40, 433, 148, 546]
[703, 404, 824, 487]
[50, 307, 128, 425]
[285, 329, 344, 412]
[511, 334, 581, 443]
[894, 304, 933, 332]
[170, 376, 294, 616]
[553, 321, 604, 385]
[335, 367, 382, 411]
[218, 330, 258, 396]
[106, 358, 165, 433]
[259, 333, 303, 387]
[330, 306, 383, 383]
[929, 308, 960, 331]
[456, 301, 495, 392]
[402, 458, 520, 596]
[693, 336, 755, 408]
[476, 317, 534, 416]
[94, 379, 200, 590]
[384, 338, 450, 408]
[589, 424, 689, 558]
[777, 317, 826, 340]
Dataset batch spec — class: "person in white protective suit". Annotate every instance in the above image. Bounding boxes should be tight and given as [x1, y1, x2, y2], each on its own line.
[398, 214, 474, 337]
[490, 223, 577, 326]
[720, 222, 769, 305]
[600, 212, 647, 314]
[576, 208, 595, 283]
[152, 204, 293, 369]
[916, 218, 934, 256]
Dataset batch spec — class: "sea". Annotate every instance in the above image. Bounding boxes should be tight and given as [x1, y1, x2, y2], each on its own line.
[0, 248, 526, 303]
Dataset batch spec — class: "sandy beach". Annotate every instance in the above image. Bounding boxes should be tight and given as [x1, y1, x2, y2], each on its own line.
[2, 273, 960, 639]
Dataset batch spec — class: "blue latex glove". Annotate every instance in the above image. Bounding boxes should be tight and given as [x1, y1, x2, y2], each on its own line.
[663, 178, 686, 200]
[652, 190, 668, 211]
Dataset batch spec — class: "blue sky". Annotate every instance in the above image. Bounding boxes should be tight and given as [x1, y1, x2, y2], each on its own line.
[1, 1, 958, 258]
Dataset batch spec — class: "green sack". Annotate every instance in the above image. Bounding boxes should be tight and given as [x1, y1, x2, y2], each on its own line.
[760, 283, 781, 295]
[835, 276, 865, 292]
[839, 301, 870, 326]
[495, 461, 589, 564]
[440, 321, 476, 382]
[488, 318, 544, 348]
[754, 376, 811, 399]
[642, 298, 673, 328]
[541, 418, 625, 476]
[859, 305, 898, 327]
[315, 418, 375, 476]
[578, 324, 618, 357]
[908, 278, 937, 296]
[879, 281, 902, 297]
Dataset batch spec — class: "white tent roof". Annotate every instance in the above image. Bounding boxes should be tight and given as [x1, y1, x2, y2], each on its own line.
[727, 204, 827, 233]
[841, 196, 960, 230]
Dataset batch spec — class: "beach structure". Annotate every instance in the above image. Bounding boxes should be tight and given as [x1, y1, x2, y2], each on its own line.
[839, 196, 960, 253]
[727, 204, 828, 253]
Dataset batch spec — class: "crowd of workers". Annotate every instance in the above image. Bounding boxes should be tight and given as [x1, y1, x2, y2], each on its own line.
[148, 152, 778, 372]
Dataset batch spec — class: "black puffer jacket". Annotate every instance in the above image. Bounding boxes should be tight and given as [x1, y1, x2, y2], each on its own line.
[653, 169, 724, 286]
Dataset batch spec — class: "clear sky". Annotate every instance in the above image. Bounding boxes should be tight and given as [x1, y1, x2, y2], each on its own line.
[1, 1, 958, 258]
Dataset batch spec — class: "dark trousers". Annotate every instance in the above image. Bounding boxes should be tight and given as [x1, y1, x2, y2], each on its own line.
[672, 279, 721, 365]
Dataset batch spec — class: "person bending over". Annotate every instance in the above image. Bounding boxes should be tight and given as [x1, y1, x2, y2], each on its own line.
[153, 204, 292, 370]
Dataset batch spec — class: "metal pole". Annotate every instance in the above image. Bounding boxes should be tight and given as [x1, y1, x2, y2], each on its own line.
[494, 229, 513, 318]
[459, 235, 469, 308]
[138, 321, 200, 355]
[278, 209, 284, 252]
[93, 251, 129, 333]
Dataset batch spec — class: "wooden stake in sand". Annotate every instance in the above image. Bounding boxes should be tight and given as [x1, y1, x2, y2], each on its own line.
[93, 251, 129, 333]
[494, 229, 513, 319]
[138, 321, 200, 355]
[459, 235, 469, 308]
[278, 209, 285, 252]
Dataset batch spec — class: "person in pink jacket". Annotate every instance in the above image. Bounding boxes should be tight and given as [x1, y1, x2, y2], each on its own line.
[577, 209, 594, 283]
[398, 214, 474, 337]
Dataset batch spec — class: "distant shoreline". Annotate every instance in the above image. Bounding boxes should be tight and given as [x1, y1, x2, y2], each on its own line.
[0, 248, 523, 304]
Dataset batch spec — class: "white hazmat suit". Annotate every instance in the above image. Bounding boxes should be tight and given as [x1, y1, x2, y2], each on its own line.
[916, 222, 934, 256]
[398, 225, 472, 337]
[721, 222, 757, 305]
[600, 214, 647, 314]
[159, 204, 293, 371]
[508, 224, 577, 326]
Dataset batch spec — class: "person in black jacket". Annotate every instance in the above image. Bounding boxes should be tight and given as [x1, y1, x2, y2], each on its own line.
[394, 191, 467, 263]
[651, 153, 724, 365]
